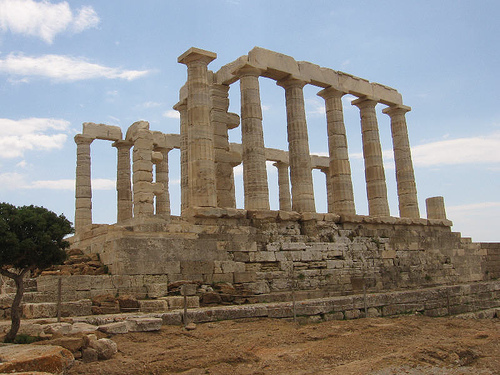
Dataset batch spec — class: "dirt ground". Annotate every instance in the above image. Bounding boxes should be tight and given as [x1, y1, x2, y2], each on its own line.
[69, 315, 500, 375]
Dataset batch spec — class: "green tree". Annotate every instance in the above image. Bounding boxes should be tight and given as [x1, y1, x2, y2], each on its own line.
[0, 203, 73, 342]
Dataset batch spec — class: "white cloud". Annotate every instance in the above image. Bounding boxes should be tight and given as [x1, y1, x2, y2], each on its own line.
[0, 174, 116, 191]
[411, 133, 500, 167]
[350, 132, 500, 168]
[305, 98, 325, 116]
[0, 0, 99, 44]
[0, 53, 151, 82]
[447, 201, 500, 213]
[163, 110, 180, 119]
[0, 117, 70, 158]
[138, 101, 162, 109]
[262, 104, 271, 111]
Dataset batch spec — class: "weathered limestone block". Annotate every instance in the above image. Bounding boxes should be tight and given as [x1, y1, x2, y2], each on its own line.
[146, 283, 169, 298]
[139, 299, 168, 313]
[126, 317, 163, 332]
[83, 122, 122, 141]
[0, 345, 74, 374]
[98, 321, 129, 334]
[162, 296, 200, 310]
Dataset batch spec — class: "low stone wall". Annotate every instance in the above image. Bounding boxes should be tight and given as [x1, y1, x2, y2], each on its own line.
[73, 280, 500, 326]
[480, 242, 500, 280]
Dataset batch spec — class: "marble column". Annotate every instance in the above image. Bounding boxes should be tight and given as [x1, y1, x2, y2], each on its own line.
[178, 48, 217, 208]
[383, 105, 420, 218]
[277, 77, 316, 213]
[352, 97, 390, 216]
[74, 134, 93, 231]
[210, 83, 237, 208]
[237, 64, 270, 210]
[173, 100, 189, 214]
[132, 128, 155, 218]
[112, 140, 133, 223]
[319, 167, 334, 213]
[426, 196, 447, 220]
[155, 147, 171, 217]
[317, 87, 356, 215]
[273, 162, 292, 211]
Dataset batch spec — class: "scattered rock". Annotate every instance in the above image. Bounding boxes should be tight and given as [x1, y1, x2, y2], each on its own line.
[82, 347, 99, 363]
[91, 294, 120, 315]
[98, 321, 129, 334]
[126, 317, 163, 332]
[0, 345, 74, 374]
[200, 292, 222, 306]
[33, 336, 85, 353]
[116, 295, 140, 312]
[88, 337, 118, 360]
[185, 322, 197, 331]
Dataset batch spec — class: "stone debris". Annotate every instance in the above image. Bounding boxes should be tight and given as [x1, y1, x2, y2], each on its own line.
[126, 317, 163, 332]
[0, 345, 74, 374]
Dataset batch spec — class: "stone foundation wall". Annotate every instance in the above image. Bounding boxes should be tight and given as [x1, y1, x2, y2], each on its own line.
[68, 209, 489, 298]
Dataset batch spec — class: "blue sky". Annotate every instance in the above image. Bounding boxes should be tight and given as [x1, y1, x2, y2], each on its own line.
[0, 0, 498, 241]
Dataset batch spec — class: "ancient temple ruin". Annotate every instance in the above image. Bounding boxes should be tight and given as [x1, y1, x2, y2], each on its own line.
[70, 47, 498, 298]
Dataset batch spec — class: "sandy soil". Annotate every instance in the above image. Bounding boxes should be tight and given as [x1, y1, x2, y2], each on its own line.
[68, 315, 500, 375]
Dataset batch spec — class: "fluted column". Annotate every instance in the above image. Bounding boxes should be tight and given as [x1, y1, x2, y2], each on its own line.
[155, 147, 171, 217]
[132, 128, 155, 218]
[352, 97, 390, 216]
[273, 162, 292, 211]
[178, 48, 217, 208]
[173, 101, 189, 214]
[426, 196, 447, 220]
[237, 64, 269, 210]
[319, 167, 334, 213]
[112, 140, 132, 223]
[74, 134, 93, 232]
[277, 77, 315, 213]
[317, 87, 356, 215]
[383, 105, 420, 218]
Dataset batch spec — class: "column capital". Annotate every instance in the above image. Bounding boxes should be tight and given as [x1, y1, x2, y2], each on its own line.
[233, 63, 263, 78]
[173, 100, 187, 112]
[112, 140, 133, 149]
[317, 87, 346, 100]
[74, 134, 94, 145]
[351, 96, 378, 109]
[382, 104, 411, 116]
[276, 76, 308, 89]
[272, 161, 289, 168]
[178, 47, 216, 66]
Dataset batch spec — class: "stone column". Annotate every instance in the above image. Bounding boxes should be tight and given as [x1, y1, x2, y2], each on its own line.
[383, 105, 420, 218]
[178, 48, 217, 208]
[155, 147, 171, 217]
[317, 87, 356, 215]
[352, 97, 390, 216]
[132, 128, 155, 218]
[319, 167, 334, 213]
[237, 64, 270, 210]
[173, 101, 189, 214]
[112, 140, 132, 223]
[426, 196, 447, 220]
[74, 134, 93, 232]
[211, 83, 237, 208]
[273, 162, 292, 211]
[277, 77, 316, 213]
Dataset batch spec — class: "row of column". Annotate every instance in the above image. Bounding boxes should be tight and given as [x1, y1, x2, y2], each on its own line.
[178, 48, 419, 218]
[74, 134, 171, 232]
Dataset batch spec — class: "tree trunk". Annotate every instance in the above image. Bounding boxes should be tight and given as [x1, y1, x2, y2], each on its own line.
[4, 273, 25, 342]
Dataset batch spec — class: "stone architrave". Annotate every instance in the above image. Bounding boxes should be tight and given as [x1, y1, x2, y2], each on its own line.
[173, 101, 189, 214]
[211, 83, 237, 208]
[383, 105, 420, 218]
[236, 64, 270, 210]
[277, 77, 316, 213]
[112, 140, 133, 223]
[317, 87, 356, 215]
[155, 147, 171, 217]
[352, 97, 390, 217]
[178, 47, 218, 208]
[74, 134, 94, 231]
[273, 162, 292, 211]
[319, 167, 334, 213]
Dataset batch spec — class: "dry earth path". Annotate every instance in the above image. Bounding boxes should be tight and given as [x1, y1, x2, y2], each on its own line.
[68, 315, 500, 375]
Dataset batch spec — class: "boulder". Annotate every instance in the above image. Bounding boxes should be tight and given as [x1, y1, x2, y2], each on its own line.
[0, 344, 74, 374]
[126, 317, 162, 332]
[116, 295, 140, 312]
[88, 337, 118, 360]
[81, 347, 98, 363]
[33, 336, 85, 353]
[98, 321, 129, 334]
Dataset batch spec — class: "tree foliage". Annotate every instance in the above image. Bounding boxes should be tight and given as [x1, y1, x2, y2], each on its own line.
[0, 202, 73, 342]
